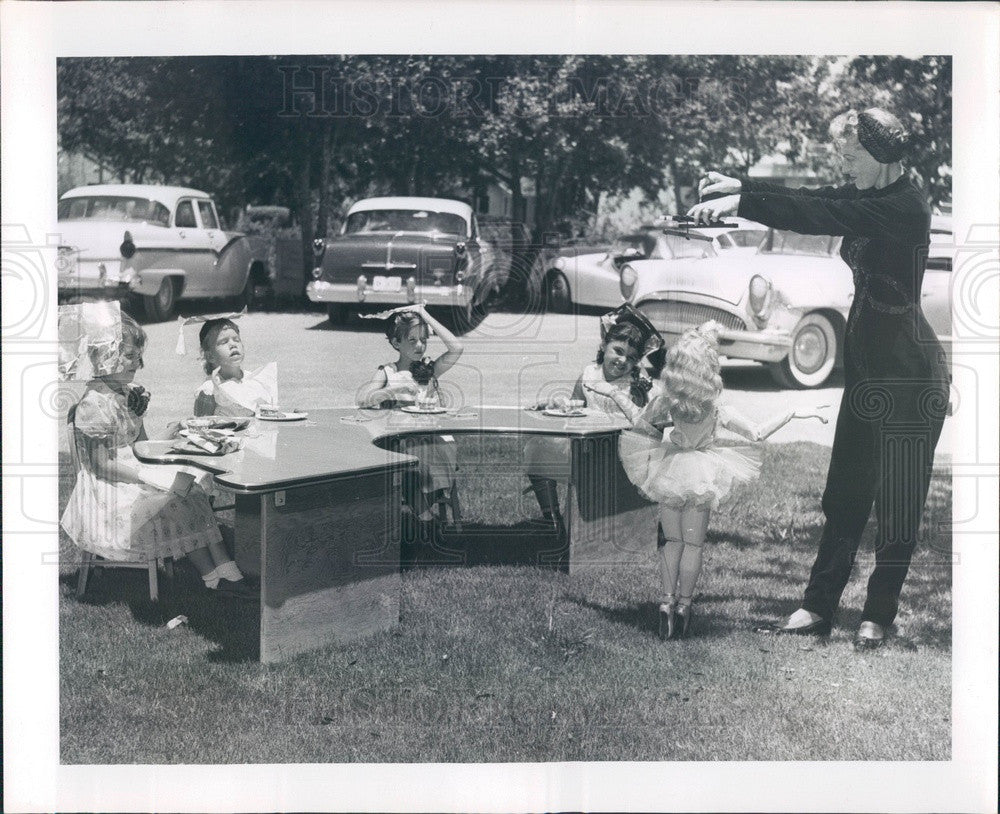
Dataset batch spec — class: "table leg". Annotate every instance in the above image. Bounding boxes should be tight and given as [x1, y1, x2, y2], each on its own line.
[247, 470, 403, 663]
[561, 434, 658, 574]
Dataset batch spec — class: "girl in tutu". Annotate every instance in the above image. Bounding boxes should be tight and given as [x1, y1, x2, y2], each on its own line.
[61, 309, 255, 598]
[190, 316, 278, 417]
[595, 322, 826, 639]
[357, 304, 464, 541]
[524, 304, 665, 533]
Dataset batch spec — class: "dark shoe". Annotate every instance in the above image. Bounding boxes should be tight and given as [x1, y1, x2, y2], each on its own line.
[754, 618, 831, 636]
[853, 621, 885, 650]
[658, 603, 676, 640]
[214, 578, 258, 600]
[676, 604, 693, 638]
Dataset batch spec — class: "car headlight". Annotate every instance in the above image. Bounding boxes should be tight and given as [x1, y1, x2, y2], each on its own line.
[620, 265, 638, 299]
[748, 274, 773, 324]
[55, 246, 76, 273]
[120, 231, 136, 259]
[311, 266, 323, 280]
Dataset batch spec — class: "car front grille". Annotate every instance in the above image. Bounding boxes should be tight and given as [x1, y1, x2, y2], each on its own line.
[638, 301, 747, 333]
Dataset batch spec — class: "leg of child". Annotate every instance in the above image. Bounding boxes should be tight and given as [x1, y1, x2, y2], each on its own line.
[677, 507, 711, 610]
[186, 546, 222, 588]
[528, 475, 561, 521]
[658, 507, 685, 609]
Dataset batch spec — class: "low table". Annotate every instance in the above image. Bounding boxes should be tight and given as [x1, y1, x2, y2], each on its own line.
[135, 407, 656, 662]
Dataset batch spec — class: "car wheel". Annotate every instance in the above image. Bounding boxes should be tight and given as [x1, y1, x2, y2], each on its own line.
[545, 271, 572, 313]
[327, 303, 348, 325]
[772, 312, 837, 388]
[143, 279, 176, 322]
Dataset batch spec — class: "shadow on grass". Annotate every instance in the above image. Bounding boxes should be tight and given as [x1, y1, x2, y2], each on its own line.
[401, 522, 569, 571]
[60, 563, 261, 663]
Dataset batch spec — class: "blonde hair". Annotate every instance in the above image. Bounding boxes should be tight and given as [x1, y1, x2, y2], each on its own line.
[660, 326, 722, 423]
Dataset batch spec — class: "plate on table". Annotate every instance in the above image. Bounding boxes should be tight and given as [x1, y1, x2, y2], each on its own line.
[181, 416, 251, 431]
[400, 405, 448, 415]
[256, 410, 308, 422]
[542, 408, 587, 418]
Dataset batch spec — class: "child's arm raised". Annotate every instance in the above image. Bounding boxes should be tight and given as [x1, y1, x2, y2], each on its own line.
[719, 403, 830, 442]
[415, 305, 464, 376]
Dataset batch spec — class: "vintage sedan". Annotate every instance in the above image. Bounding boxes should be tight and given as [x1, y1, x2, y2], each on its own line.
[307, 196, 500, 326]
[622, 221, 953, 389]
[535, 218, 767, 312]
[56, 184, 269, 321]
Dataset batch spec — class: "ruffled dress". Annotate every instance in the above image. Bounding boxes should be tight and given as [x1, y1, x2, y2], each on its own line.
[61, 383, 222, 561]
[194, 362, 278, 417]
[619, 405, 761, 511]
[524, 363, 660, 482]
[381, 362, 458, 495]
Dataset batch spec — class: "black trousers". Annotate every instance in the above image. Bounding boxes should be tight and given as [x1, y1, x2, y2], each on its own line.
[801, 374, 948, 627]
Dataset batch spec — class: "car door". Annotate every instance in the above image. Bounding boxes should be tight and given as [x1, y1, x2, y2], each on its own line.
[195, 199, 239, 296]
[171, 198, 219, 297]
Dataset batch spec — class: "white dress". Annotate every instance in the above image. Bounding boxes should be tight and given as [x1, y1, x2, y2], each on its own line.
[194, 362, 278, 417]
[524, 363, 661, 482]
[619, 404, 761, 511]
[380, 362, 458, 495]
[61, 383, 221, 561]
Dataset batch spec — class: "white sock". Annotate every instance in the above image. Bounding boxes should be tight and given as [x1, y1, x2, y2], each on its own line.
[215, 560, 243, 582]
[201, 568, 221, 589]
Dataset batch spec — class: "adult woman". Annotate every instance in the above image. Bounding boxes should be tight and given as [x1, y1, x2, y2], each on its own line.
[687, 107, 949, 648]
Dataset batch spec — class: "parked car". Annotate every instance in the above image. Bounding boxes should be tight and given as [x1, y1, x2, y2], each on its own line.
[534, 218, 767, 313]
[56, 184, 269, 321]
[622, 218, 953, 389]
[307, 196, 500, 326]
[477, 215, 533, 296]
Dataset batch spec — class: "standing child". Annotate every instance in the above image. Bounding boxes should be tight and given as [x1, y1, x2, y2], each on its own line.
[607, 322, 827, 639]
[187, 316, 278, 418]
[357, 304, 464, 541]
[61, 308, 255, 598]
[524, 304, 665, 534]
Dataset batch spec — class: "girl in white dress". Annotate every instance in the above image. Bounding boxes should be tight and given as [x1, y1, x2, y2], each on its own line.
[192, 317, 278, 417]
[599, 322, 826, 638]
[61, 311, 254, 598]
[357, 305, 464, 541]
[524, 304, 665, 533]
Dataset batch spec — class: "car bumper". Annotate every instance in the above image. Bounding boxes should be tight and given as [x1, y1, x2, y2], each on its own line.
[306, 280, 474, 308]
[57, 278, 133, 302]
[657, 324, 793, 363]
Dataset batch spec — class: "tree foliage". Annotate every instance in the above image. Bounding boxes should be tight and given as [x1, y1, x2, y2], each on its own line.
[58, 54, 953, 246]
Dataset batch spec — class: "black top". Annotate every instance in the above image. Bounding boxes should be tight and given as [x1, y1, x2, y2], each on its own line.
[737, 176, 946, 383]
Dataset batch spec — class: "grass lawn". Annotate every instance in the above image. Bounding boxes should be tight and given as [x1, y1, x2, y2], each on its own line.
[58, 438, 952, 764]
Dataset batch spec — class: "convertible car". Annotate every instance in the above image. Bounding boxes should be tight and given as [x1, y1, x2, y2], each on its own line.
[57, 184, 268, 321]
[534, 219, 766, 312]
[622, 219, 953, 389]
[307, 196, 500, 327]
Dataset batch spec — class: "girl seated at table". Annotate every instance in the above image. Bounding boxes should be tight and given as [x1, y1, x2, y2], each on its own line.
[187, 315, 278, 418]
[524, 304, 666, 534]
[61, 308, 255, 598]
[356, 304, 464, 542]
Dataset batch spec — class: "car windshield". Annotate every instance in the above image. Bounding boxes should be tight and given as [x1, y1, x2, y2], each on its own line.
[725, 229, 768, 248]
[344, 209, 467, 236]
[759, 230, 839, 256]
[661, 232, 716, 259]
[611, 234, 659, 260]
[57, 196, 171, 227]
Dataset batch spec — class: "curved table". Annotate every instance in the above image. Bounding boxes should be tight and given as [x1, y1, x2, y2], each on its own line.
[135, 407, 656, 662]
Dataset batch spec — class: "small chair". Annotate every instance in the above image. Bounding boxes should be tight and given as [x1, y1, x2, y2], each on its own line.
[435, 481, 462, 533]
[67, 404, 173, 602]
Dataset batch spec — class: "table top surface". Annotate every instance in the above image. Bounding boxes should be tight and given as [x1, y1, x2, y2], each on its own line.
[134, 406, 631, 493]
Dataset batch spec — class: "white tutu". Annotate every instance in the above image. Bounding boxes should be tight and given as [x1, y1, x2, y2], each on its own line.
[619, 422, 761, 511]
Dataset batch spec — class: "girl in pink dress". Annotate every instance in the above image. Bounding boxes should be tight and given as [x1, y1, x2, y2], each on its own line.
[597, 322, 826, 638]
[61, 312, 254, 598]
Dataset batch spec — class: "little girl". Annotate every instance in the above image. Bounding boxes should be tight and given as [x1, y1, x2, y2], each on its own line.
[601, 322, 826, 639]
[191, 317, 278, 417]
[61, 310, 255, 598]
[357, 304, 463, 540]
[524, 304, 665, 532]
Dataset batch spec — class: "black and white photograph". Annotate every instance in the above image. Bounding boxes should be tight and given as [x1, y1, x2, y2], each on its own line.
[2, 2, 997, 812]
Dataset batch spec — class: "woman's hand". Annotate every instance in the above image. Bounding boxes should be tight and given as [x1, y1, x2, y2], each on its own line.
[698, 171, 742, 199]
[687, 195, 740, 225]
